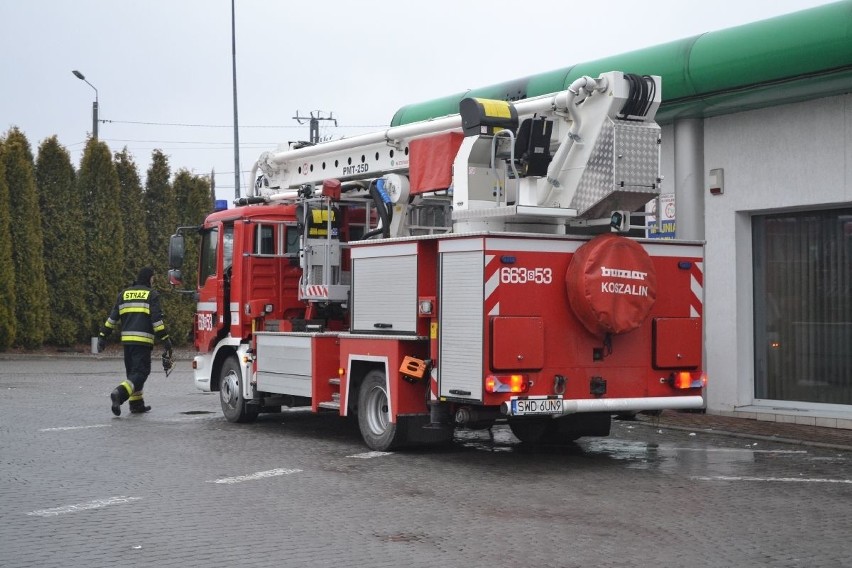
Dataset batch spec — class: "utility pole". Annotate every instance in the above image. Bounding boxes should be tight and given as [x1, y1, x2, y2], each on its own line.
[292, 111, 337, 144]
[231, 0, 241, 199]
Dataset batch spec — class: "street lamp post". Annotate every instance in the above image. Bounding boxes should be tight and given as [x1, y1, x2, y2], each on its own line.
[72, 70, 99, 141]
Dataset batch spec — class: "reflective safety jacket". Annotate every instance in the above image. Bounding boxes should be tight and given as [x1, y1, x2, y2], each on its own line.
[101, 284, 170, 346]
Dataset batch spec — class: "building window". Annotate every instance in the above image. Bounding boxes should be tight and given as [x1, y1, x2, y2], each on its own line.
[753, 208, 852, 405]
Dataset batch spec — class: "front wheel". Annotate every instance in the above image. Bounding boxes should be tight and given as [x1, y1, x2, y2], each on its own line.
[219, 356, 259, 423]
[357, 370, 405, 451]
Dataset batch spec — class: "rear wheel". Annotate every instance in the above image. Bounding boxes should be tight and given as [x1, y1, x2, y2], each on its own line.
[508, 417, 556, 444]
[510, 414, 612, 444]
[219, 356, 259, 423]
[563, 413, 611, 439]
[357, 370, 405, 451]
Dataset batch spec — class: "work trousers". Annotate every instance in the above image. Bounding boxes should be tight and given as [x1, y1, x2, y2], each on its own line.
[123, 344, 153, 392]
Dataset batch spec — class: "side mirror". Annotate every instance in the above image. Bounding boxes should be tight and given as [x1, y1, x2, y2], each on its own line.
[168, 234, 185, 269]
[168, 268, 183, 287]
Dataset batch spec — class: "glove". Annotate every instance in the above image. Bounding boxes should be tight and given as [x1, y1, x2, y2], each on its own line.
[97, 337, 106, 353]
[162, 350, 175, 376]
[163, 337, 174, 356]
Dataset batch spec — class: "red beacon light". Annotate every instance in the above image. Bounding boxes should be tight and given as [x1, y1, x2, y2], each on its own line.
[485, 374, 530, 393]
[321, 178, 342, 200]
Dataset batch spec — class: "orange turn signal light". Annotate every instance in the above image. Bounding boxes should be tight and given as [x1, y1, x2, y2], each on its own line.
[485, 374, 530, 393]
[673, 371, 705, 389]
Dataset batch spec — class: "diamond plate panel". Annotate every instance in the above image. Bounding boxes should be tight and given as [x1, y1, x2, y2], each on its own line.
[614, 122, 660, 186]
[571, 119, 661, 217]
[571, 121, 615, 215]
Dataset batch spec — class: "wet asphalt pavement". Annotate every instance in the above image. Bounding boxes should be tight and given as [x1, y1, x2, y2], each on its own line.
[1, 355, 850, 567]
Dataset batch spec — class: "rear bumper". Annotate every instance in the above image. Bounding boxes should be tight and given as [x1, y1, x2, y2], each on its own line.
[501, 395, 704, 417]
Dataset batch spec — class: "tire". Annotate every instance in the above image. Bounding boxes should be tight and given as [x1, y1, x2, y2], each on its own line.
[508, 417, 555, 444]
[566, 413, 611, 438]
[357, 369, 405, 451]
[510, 413, 612, 444]
[219, 356, 259, 423]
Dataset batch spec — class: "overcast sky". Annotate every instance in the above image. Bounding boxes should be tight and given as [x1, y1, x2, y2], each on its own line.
[0, 0, 837, 203]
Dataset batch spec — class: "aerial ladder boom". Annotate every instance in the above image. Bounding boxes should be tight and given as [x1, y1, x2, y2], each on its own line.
[249, 71, 661, 231]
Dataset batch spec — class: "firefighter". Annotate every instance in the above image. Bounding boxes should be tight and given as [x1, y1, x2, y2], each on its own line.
[98, 267, 173, 416]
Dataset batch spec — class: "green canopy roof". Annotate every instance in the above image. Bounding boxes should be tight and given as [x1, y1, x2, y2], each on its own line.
[391, 1, 852, 126]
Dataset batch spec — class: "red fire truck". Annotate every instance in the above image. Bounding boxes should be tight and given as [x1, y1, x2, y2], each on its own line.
[169, 71, 705, 450]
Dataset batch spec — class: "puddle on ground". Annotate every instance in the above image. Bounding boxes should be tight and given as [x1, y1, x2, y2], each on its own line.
[454, 428, 516, 452]
[580, 437, 811, 476]
[451, 424, 816, 478]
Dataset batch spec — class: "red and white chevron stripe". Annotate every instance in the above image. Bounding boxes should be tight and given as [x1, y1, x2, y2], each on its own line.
[484, 254, 501, 317]
[689, 261, 703, 317]
[301, 285, 329, 299]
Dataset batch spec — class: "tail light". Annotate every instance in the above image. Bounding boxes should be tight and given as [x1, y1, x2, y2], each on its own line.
[673, 371, 706, 389]
[485, 374, 530, 393]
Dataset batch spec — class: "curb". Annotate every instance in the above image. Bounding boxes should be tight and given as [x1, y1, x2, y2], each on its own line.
[632, 420, 852, 452]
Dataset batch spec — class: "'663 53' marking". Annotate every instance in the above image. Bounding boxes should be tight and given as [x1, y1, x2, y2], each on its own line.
[500, 267, 553, 284]
[197, 313, 214, 331]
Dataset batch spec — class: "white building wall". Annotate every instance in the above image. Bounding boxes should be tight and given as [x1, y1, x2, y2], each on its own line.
[659, 123, 675, 198]
[681, 94, 852, 426]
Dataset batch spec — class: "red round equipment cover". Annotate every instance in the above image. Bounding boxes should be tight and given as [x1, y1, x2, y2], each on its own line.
[566, 234, 657, 336]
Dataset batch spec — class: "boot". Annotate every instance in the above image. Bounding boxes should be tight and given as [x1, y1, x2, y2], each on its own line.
[110, 380, 133, 416]
[129, 391, 151, 414]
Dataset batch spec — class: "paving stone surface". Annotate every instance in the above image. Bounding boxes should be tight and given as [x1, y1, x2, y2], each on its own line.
[1, 354, 850, 567]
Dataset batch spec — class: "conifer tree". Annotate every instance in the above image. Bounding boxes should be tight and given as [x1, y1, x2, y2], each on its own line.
[144, 150, 180, 341]
[210, 168, 216, 203]
[79, 138, 125, 336]
[0, 143, 15, 350]
[114, 148, 150, 285]
[171, 169, 211, 341]
[145, 150, 177, 266]
[187, 174, 215, 286]
[175, 169, 214, 230]
[1, 128, 49, 348]
[36, 136, 87, 345]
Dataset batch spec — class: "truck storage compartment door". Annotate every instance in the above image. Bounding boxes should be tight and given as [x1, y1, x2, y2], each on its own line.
[439, 248, 484, 401]
[255, 333, 313, 397]
[351, 243, 418, 334]
[652, 317, 702, 369]
[491, 316, 544, 370]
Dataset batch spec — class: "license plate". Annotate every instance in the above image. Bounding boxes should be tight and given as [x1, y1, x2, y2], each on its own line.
[511, 396, 563, 416]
